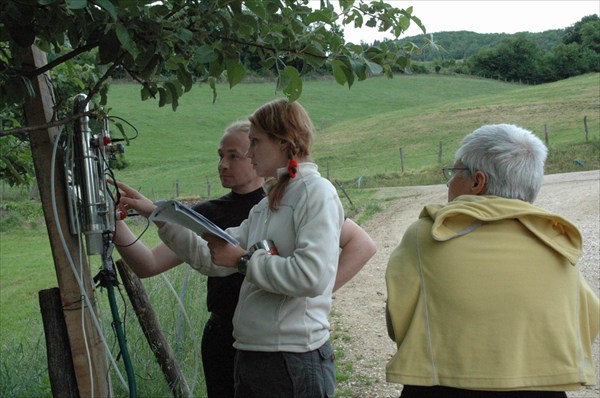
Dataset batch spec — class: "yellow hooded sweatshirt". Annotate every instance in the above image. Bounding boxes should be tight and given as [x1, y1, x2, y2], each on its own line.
[386, 195, 599, 391]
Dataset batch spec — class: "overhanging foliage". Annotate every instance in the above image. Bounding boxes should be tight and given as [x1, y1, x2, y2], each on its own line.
[1, 0, 426, 119]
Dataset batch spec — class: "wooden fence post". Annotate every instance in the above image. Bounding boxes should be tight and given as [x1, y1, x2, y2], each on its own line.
[584, 115, 588, 141]
[116, 260, 191, 398]
[544, 124, 549, 145]
[39, 288, 80, 398]
[175, 180, 180, 198]
[399, 147, 404, 173]
[438, 141, 442, 163]
[334, 180, 354, 208]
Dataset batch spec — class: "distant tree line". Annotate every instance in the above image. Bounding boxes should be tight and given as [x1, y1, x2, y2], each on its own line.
[109, 14, 599, 86]
[390, 14, 599, 84]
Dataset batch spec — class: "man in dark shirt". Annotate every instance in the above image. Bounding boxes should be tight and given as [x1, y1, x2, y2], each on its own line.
[114, 121, 376, 397]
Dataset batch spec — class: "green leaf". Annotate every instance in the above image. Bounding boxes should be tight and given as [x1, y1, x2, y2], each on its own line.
[279, 66, 302, 103]
[196, 45, 218, 63]
[353, 12, 363, 29]
[100, 84, 109, 105]
[165, 55, 185, 71]
[140, 55, 160, 79]
[396, 56, 409, 69]
[331, 59, 347, 86]
[260, 58, 275, 69]
[306, 9, 333, 24]
[244, 0, 267, 19]
[351, 60, 367, 81]
[234, 14, 258, 36]
[303, 44, 326, 68]
[96, 0, 117, 20]
[113, 122, 130, 145]
[176, 27, 194, 43]
[209, 77, 217, 103]
[158, 87, 171, 108]
[167, 80, 184, 97]
[333, 57, 354, 88]
[115, 24, 139, 59]
[176, 65, 193, 92]
[141, 87, 151, 101]
[66, 0, 87, 9]
[164, 82, 180, 111]
[365, 60, 383, 75]
[226, 59, 246, 89]
[158, 87, 171, 107]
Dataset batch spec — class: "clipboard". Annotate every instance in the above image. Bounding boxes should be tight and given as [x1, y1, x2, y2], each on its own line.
[149, 200, 239, 246]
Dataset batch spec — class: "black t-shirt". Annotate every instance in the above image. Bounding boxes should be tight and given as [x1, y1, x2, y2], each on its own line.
[192, 188, 265, 319]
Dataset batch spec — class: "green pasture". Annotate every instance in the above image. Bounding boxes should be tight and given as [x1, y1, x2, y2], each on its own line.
[1, 73, 599, 397]
[104, 73, 599, 201]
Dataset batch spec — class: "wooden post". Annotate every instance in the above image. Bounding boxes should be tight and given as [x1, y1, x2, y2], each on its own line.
[23, 45, 111, 397]
[326, 160, 330, 180]
[116, 260, 191, 398]
[399, 148, 404, 173]
[438, 141, 442, 164]
[206, 176, 211, 198]
[584, 115, 589, 141]
[544, 124, 549, 145]
[175, 179, 180, 198]
[334, 180, 354, 208]
[39, 288, 80, 398]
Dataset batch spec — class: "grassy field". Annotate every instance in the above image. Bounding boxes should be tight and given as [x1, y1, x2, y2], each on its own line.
[103, 73, 599, 201]
[1, 73, 599, 397]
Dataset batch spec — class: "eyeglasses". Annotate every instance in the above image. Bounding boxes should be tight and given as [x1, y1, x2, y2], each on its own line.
[442, 166, 470, 182]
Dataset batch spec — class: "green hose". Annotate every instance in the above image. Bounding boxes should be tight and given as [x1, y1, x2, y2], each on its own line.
[107, 283, 137, 398]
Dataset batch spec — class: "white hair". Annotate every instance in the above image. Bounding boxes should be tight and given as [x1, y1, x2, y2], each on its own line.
[455, 124, 548, 202]
[224, 120, 251, 135]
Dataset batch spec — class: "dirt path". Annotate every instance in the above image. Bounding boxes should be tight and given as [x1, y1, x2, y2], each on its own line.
[332, 170, 600, 398]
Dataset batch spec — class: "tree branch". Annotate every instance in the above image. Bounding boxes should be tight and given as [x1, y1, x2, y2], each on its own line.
[216, 35, 329, 60]
[82, 51, 127, 109]
[21, 41, 100, 78]
[0, 110, 95, 138]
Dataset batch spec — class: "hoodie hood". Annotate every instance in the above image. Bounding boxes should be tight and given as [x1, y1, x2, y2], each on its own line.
[421, 195, 582, 265]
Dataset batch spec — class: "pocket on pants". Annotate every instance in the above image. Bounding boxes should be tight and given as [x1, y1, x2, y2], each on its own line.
[282, 342, 336, 398]
[317, 340, 335, 362]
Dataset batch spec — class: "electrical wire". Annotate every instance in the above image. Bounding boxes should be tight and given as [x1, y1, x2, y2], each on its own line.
[114, 218, 150, 248]
[50, 128, 129, 391]
[108, 115, 139, 142]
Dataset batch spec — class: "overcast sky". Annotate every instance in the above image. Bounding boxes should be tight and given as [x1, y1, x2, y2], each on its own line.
[339, 1, 599, 43]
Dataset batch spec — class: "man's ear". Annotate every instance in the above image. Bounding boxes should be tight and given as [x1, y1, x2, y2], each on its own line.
[471, 170, 488, 195]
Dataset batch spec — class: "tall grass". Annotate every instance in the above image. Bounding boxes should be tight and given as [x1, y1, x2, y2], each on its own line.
[1, 73, 598, 397]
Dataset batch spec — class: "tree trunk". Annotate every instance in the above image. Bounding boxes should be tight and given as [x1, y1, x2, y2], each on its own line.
[39, 288, 80, 398]
[116, 260, 191, 397]
[23, 45, 111, 397]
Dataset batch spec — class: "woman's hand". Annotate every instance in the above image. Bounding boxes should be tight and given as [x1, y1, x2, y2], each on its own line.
[109, 179, 157, 219]
[203, 234, 246, 268]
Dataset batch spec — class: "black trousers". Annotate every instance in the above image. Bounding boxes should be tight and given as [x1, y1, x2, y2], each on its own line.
[201, 313, 236, 398]
[400, 385, 568, 398]
[233, 341, 336, 398]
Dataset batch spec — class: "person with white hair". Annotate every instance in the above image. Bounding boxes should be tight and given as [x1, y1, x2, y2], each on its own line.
[385, 124, 599, 397]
